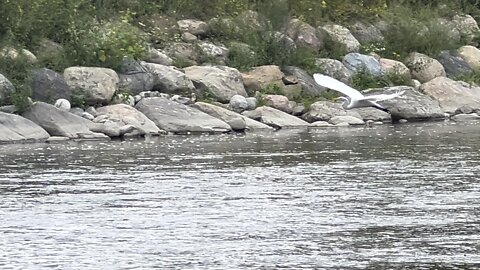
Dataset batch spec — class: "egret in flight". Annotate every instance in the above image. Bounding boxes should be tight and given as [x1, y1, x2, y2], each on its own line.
[313, 73, 405, 113]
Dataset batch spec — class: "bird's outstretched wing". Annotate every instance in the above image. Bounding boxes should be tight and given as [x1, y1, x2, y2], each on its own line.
[362, 90, 405, 102]
[313, 73, 364, 99]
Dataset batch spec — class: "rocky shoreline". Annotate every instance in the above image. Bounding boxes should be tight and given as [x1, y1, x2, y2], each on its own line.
[2, 13, 480, 144]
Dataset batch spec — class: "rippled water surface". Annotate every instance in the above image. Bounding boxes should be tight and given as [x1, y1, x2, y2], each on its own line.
[1, 122, 479, 269]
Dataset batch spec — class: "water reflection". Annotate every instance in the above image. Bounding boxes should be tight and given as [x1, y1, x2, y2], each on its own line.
[0, 121, 479, 269]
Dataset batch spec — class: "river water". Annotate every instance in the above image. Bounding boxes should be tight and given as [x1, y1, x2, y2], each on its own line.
[0, 121, 479, 269]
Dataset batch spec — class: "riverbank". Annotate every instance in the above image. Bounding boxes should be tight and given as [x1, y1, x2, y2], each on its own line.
[2, 4, 480, 144]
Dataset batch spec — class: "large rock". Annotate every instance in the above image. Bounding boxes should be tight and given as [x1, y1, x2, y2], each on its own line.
[328, 115, 365, 125]
[143, 47, 173, 66]
[436, 50, 472, 78]
[457, 45, 480, 70]
[282, 66, 326, 96]
[0, 73, 15, 104]
[177, 19, 208, 36]
[285, 19, 323, 51]
[95, 104, 162, 135]
[379, 58, 410, 77]
[349, 21, 384, 44]
[141, 62, 195, 95]
[31, 68, 71, 102]
[452, 14, 480, 43]
[318, 24, 361, 53]
[313, 58, 352, 84]
[118, 73, 155, 95]
[63, 67, 119, 105]
[405, 52, 446, 83]
[343, 53, 382, 76]
[0, 112, 50, 142]
[420, 76, 480, 114]
[352, 107, 391, 122]
[370, 86, 445, 121]
[135, 97, 231, 133]
[254, 106, 309, 129]
[263, 94, 292, 114]
[302, 101, 363, 122]
[192, 102, 273, 131]
[242, 65, 285, 95]
[22, 102, 107, 139]
[184, 65, 247, 103]
[165, 42, 198, 65]
[197, 41, 229, 64]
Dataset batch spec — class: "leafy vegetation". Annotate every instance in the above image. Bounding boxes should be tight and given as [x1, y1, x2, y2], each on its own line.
[351, 68, 413, 90]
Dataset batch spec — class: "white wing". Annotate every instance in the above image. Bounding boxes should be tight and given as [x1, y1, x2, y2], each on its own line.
[362, 90, 405, 102]
[313, 73, 364, 99]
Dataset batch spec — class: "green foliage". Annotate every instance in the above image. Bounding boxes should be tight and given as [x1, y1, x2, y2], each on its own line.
[10, 86, 32, 113]
[0, 46, 36, 110]
[453, 69, 480, 85]
[379, 4, 465, 59]
[351, 68, 413, 90]
[70, 88, 89, 109]
[65, 15, 149, 70]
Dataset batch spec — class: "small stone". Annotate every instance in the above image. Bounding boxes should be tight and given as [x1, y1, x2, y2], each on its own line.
[241, 109, 261, 120]
[227, 117, 247, 131]
[54, 98, 71, 111]
[230, 95, 249, 112]
[398, 119, 408, 124]
[309, 121, 332, 127]
[451, 113, 480, 122]
[85, 106, 98, 117]
[93, 114, 108, 123]
[245, 97, 257, 110]
[81, 112, 95, 121]
[335, 122, 350, 127]
[47, 136, 70, 142]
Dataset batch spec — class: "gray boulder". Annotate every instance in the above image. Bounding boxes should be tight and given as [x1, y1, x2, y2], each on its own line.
[143, 47, 173, 66]
[420, 76, 480, 114]
[436, 51, 472, 78]
[184, 65, 247, 103]
[63, 67, 119, 105]
[370, 86, 445, 121]
[452, 14, 480, 43]
[0, 74, 15, 104]
[177, 19, 209, 36]
[197, 42, 229, 64]
[328, 115, 365, 125]
[352, 107, 391, 122]
[31, 68, 71, 102]
[313, 59, 352, 84]
[302, 101, 363, 122]
[22, 102, 107, 139]
[456, 45, 480, 70]
[96, 104, 162, 135]
[283, 66, 326, 96]
[142, 62, 195, 95]
[285, 19, 323, 51]
[165, 42, 198, 66]
[229, 95, 249, 112]
[192, 102, 273, 131]
[318, 24, 361, 53]
[254, 106, 309, 129]
[0, 112, 50, 142]
[349, 21, 384, 44]
[343, 53, 382, 76]
[135, 97, 231, 133]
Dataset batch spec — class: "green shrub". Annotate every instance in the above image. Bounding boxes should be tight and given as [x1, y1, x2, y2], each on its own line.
[351, 68, 413, 90]
[65, 15, 148, 70]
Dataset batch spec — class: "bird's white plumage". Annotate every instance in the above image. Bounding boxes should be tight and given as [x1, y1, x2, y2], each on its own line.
[313, 73, 405, 106]
[313, 74, 364, 99]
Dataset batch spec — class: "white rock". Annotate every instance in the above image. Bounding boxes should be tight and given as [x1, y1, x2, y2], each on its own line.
[54, 99, 71, 111]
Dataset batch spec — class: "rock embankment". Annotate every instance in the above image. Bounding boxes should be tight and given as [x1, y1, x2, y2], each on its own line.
[2, 13, 480, 143]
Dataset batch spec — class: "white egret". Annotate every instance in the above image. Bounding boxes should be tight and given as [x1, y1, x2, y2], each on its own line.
[313, 73, 405, 113]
